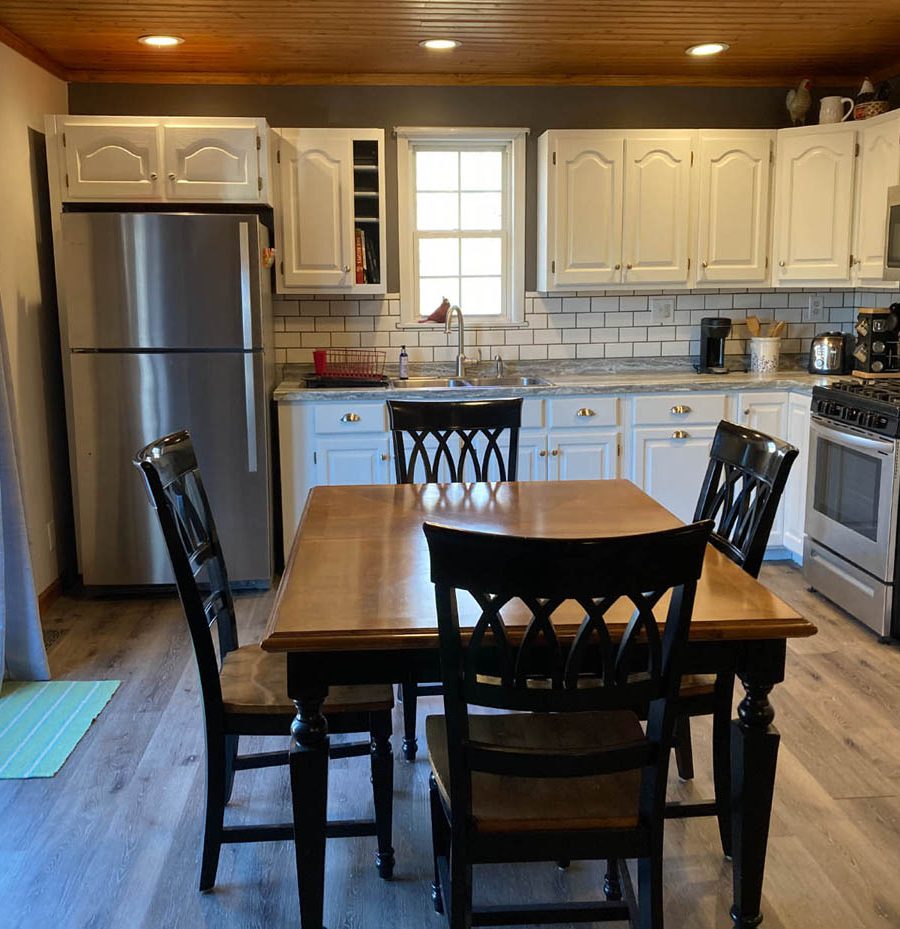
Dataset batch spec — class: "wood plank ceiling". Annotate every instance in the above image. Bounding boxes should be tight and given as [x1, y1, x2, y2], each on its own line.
[0, 0, 899, 85]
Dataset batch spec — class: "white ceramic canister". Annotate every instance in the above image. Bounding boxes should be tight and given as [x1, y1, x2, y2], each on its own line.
[749, 336, 781, 374]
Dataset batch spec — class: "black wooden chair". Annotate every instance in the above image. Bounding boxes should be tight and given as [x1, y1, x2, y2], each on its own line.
[386, 397, 523, 761]
[134, 430, 395, 891]
[667, 419, 798, 856]
[423, 518, 713, 929]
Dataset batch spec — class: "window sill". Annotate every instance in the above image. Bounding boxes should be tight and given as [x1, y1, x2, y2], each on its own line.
[395, 320, 529, 331]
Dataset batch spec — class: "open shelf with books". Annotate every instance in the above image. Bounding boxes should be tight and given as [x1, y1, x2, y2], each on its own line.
[352, 138, 383, 289]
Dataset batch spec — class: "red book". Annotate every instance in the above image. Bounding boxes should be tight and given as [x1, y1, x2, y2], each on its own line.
[355, 229, 365, 284]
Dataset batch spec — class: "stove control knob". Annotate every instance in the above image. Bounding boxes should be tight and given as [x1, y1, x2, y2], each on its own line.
[878, 416, 890, 429]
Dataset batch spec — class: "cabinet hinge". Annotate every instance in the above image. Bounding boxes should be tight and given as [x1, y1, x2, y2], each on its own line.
[687, 257, 691, 270]
[64, 172, 69, 188]
[258, 176, 263, 191]
[276, 149, 281, 164]
[551, 260, 556, 273]
[617, 443, 622, 457]
[280, 260, 284, 275]
[61, 132, 66, 147]
[690, 151, 694, 167]
[855, 142, 860, 157]
[313, 451, 317, 465]
[256, 135, 261, 150]
[770, 147, 774, 164]
[765, 256, 769, 268]
[552, 151, 556, 166]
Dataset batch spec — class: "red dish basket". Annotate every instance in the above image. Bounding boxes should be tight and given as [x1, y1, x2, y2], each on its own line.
[313, 348, 386, 380]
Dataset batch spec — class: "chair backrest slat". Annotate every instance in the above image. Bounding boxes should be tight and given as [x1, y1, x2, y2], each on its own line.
[134, 430, 239, 715]
[387, 399, 522, 484]
[424, 519, 712, 816]
[693, 420, 799, 578]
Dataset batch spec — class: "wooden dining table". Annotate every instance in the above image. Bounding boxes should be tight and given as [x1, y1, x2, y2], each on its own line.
[262, 478, 817, 929]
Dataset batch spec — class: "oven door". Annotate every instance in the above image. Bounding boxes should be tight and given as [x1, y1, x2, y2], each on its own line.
[806, 416, 898, 580]
[884, 188, 900, 280]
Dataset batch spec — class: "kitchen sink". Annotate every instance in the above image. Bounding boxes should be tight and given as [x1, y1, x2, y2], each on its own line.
[390, 375, 554, 389]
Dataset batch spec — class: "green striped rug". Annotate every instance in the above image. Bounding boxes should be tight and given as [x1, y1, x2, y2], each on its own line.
[0, 680, 119, 779]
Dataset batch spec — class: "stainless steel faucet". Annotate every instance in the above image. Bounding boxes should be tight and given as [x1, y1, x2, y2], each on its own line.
[445, 304, 467, 377]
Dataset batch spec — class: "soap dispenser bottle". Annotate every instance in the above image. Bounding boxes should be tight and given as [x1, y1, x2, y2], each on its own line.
[398, 345, 409, 380]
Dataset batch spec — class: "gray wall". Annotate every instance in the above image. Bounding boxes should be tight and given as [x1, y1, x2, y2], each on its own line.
[68, 83, 851, 292]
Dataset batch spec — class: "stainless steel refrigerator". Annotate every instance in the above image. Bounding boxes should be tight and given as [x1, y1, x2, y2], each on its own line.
[60, 211, 274, 588]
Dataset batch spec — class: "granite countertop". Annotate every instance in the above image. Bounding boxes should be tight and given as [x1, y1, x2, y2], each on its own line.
[274, 361, 833, 402]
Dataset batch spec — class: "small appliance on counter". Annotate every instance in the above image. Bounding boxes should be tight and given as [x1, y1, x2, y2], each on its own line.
[808, 331, 854, 375]
[853, 306, 900, 377]
[695, 317, 732, 374]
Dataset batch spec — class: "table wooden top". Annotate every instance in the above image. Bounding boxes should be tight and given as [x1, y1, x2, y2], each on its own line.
[262, 480, 816, 653]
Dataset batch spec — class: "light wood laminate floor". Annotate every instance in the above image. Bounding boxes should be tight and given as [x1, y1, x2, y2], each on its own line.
[2, 563, 899, 929]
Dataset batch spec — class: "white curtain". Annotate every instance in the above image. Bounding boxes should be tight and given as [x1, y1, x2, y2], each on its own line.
[0, 298, 49, 685]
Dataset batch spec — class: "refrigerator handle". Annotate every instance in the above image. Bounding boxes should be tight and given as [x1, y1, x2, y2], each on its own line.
[239, 223, 258, 473]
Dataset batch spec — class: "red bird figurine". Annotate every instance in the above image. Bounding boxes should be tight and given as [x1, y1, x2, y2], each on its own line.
[419, 296, 451, 324]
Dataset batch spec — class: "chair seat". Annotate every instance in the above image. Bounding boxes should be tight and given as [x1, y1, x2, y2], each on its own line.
[220, 645, 393, 715]
[426, 711, 643, 834]
[679, 674, 717, 699]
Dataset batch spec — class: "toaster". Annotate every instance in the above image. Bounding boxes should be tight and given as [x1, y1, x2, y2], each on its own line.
[808, 331, 853, 375]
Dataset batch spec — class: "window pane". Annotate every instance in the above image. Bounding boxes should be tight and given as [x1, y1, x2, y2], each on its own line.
[416, 151, 458, 191]
[419, 238, 460, 277]
[417, 192, 459, 231]
[461, 277, 502, 315]
[419, 278, 460, 317]
[461, 192, 502, 230]
[460, 151, 503, 191]
[461, 237, 502, 276]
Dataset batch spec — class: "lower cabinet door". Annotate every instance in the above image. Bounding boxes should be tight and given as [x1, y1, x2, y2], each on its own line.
[782, 395, 811, 559]
[315, 435, 392, 486]
[631, 425, 717, 523]
[514, 431, 550, 481]
[550, 429, 619, 481]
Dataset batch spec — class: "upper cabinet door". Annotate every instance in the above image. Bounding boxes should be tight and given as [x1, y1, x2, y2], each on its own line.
[278, 130, 355, 288]
[622, 134, 693, 284]
[773, 125, 856, 283]
[696, 132, 773, 285]
[62, 122, 161, 200]
[552, 134, 625, 286]
[162, 123, 263, 202]
[853, 112, 900, 285]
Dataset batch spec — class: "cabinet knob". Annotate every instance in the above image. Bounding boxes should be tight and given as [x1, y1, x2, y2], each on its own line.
[551, 448, 559, 456]
[168, 172, 176, 180]
[701, 260, 708, 268]
[614, 263, 621, 270]
[743, 409, 750, 416]
[672, 430, 690, 440]
[778, 260, 786, 267]
[149, 172, 158, 180]
[342, 264, 351, 273]
[340, 412, 361, 423]
[626, 263, 633, 270]
[538, 449, 547, 457]
[576, 407, 596, 417]
[381, 453, 391, 461]
[671, 404, 691, 414]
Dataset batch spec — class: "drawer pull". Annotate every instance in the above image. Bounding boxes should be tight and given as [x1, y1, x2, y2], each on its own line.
[576, 407, 596, 418]
[672, 430, 690, 440]
[539, 449, 547, 457]
[340, 412, 361, 423]
[168, 172, 177, 180]
[670, 405, 691, 415]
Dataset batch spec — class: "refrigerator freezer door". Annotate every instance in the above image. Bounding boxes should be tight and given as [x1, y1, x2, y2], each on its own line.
[70, 350, 271, 586]
[62, 212, 265, 350]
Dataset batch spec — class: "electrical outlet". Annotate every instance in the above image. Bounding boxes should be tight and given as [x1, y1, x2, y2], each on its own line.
[804, 295, 826, 323]
[649, 296, 675, 324]
[46, 520, 55, 553]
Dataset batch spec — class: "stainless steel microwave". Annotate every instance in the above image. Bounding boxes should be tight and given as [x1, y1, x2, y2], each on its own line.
[885, 185, 900, 280]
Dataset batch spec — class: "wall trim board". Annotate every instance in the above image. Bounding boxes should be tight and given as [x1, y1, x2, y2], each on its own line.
[0, 24, 66, 80]
[38, 576, 63, 615]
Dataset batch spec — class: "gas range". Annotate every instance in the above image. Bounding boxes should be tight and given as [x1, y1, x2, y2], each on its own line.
[811, 379, 900, 437]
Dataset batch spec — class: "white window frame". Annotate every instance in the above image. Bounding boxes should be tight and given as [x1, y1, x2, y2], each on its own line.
[396, 127, 527, 328]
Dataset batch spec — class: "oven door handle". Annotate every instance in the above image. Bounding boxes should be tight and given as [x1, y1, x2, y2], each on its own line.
[810, 416, 896, 455]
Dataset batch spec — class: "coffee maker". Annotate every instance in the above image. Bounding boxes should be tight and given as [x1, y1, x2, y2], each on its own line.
[695, 317, 732, 374]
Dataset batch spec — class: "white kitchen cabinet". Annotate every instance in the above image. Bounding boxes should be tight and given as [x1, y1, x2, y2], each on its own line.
[782, 394, 812, 559]
[549, 133, 625, 287]
[696, 131, 774, 285]
[622, 133, 694, 285]
[630, 425, 717, 524]
[47, 115, 270, 204]
[852, 110, 900, 286]
[314, 435, 392, 487]
[274, 128, 386, 294]
[550, 430, 619, 480]
[773, 124, 857, 284]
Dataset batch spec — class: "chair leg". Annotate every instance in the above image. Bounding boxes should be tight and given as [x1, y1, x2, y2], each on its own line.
[673, 715, 695, 781]
[199, 732, 227, 892]
[712, 673, 735, 859]
[429, 773, 447, 914]
[638, 843, 664, 929]
[370, 710, 395, 880]
[400, 680, 418, 762]
[603, 858, 622, 901]
[223, 734, 239, 805]
[448, 843, 473, 929]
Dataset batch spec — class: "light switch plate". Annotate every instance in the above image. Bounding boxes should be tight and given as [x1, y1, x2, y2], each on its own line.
[649, 296, 675, 324]
[804, 295, 826, 323]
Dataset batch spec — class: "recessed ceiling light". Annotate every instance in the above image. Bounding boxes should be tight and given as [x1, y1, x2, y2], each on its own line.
[419, 39, 461, 50]
[685, 42, 729, 57]
[138, 34, 184, 47]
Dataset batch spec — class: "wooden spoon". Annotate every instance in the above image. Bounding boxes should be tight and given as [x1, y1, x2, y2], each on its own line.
[770, 320, 786, 338]
[746, 316, 762, 337]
